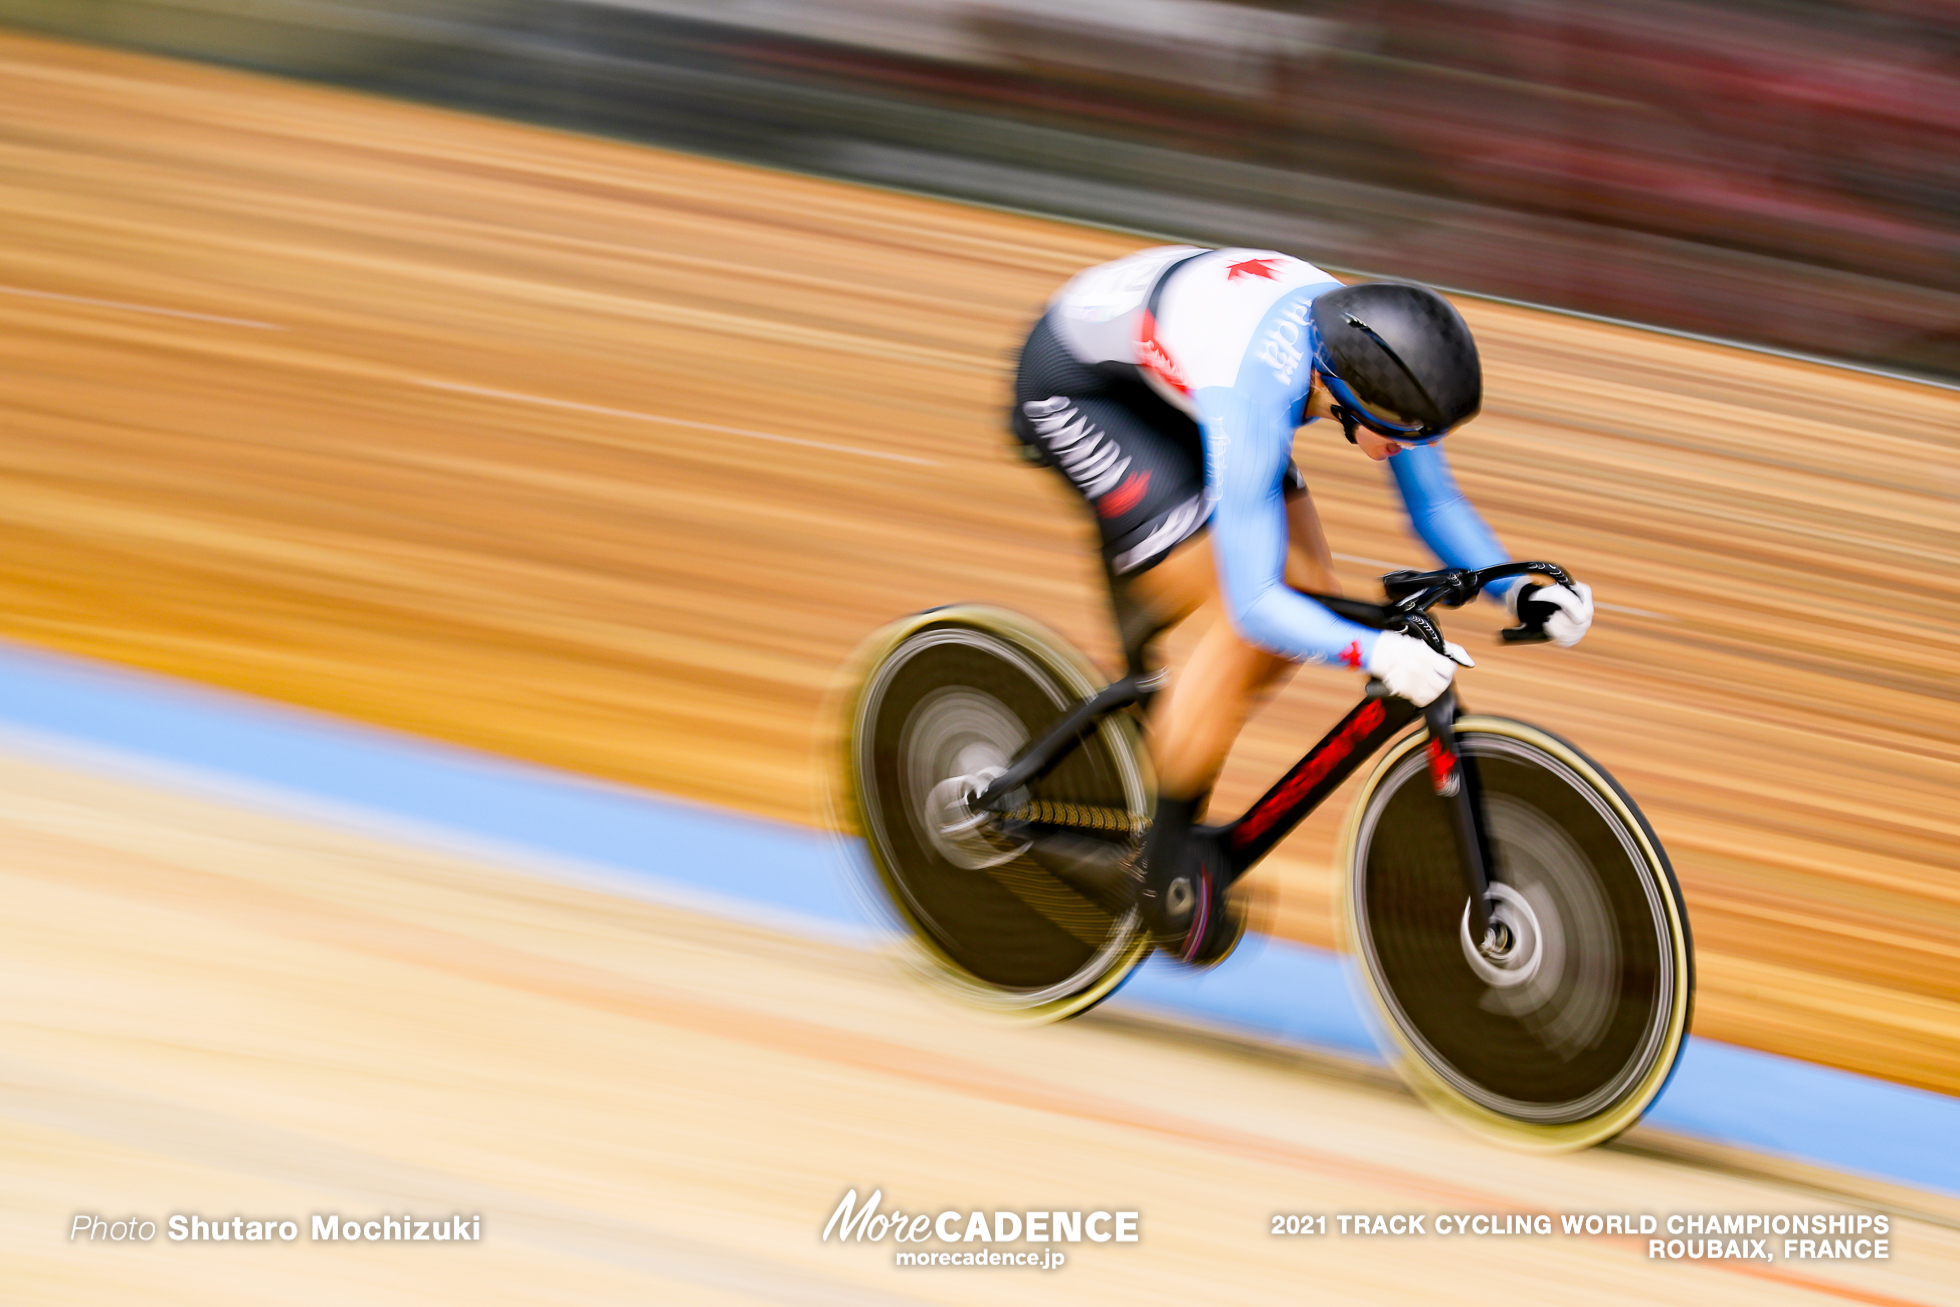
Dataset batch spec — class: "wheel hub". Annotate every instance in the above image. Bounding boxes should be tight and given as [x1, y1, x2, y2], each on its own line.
[925, 766, 1029, 869]
[1460, 882, 1544, 989]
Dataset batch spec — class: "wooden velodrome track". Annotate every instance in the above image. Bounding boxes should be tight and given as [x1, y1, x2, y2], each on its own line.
[5, 750, 1955, 1305]
[4, 32, 1956, 1089]
[0, 29, 1958, 1301]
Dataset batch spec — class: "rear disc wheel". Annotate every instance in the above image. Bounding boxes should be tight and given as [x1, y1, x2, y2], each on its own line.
[842, 606, 1152, 1020]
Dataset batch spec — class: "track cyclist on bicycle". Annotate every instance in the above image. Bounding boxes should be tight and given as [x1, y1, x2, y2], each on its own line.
[1010, 245, 1595, 961]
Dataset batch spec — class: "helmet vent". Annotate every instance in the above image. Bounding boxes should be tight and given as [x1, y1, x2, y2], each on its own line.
[1343, 311, 1439, 419]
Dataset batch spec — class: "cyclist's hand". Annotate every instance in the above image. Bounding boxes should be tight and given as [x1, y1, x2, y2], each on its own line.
[1366, 630, 1472, 706]
[1512, 581, 1594, 648]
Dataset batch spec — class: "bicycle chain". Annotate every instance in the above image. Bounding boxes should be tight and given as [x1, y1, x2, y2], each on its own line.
[1003, 798, 1148, 837]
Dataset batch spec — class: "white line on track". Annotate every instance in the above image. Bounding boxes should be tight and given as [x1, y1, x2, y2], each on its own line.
[0, 285, 283, 330]
[1333, 551, 1409, 571]
[416, 379, 938, 466]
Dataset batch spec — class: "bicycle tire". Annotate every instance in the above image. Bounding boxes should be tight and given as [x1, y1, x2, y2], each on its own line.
[841, 606, 1153, 1020]
[1341, 716, 1693, 1151]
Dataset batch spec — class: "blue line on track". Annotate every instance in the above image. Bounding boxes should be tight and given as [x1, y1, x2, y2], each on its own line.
[1, 639, 1953, 1197]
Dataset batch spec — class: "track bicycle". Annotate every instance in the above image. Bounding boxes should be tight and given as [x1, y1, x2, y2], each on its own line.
[839, 562, 1693, 1150]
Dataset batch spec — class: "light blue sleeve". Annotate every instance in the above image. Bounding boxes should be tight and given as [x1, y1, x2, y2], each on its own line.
[1194, 297, 1384, 667]
[1387, 443, 1520, 601]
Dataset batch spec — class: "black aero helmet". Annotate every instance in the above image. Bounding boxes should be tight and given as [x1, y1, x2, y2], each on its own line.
[1310, 282, 1482, 442]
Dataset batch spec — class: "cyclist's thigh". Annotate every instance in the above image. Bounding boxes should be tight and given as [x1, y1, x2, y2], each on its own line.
[1146, 537, 1294, 690]
[1123, 531, 1213, 631]
[1147, 593, 1293, 797]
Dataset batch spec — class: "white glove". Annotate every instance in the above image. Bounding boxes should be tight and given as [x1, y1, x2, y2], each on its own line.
[1510, 581, 1594, 648]
[1365, 630, 1473, 706]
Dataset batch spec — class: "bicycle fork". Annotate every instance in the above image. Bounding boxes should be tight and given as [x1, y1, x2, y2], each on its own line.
[1425, 690, 1504, 950]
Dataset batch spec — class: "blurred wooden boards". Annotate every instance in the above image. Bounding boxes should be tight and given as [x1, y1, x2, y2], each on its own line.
[4, 746, 1958, 1305]
[0, 33, 1955, 1093]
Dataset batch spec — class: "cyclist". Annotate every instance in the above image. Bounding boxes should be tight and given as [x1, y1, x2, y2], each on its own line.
[1009, 245, 1594, 960]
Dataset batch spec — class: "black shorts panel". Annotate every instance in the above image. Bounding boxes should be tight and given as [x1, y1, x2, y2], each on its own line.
[1010, 313, 1305, 576]
[1010, 314, 1210, 575]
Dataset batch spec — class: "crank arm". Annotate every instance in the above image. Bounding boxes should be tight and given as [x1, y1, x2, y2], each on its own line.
[1024, 832, 1139, 915]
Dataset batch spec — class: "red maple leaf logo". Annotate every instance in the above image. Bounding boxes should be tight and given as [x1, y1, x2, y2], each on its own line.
[1098, 470, 1151, 518]
[1339, 640, 1364, 670]
[1226, 257, 1281, 282]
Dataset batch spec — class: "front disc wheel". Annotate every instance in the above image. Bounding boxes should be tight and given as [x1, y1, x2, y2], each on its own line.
[1342, 716, 1692, 1151]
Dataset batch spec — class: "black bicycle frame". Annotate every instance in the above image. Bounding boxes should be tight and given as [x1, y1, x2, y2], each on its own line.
[1211, 686, 1492, 935]
[977, 561, 1577, 940]
[1220, 691, 1417, 869]
[968, 668, 1162, 810]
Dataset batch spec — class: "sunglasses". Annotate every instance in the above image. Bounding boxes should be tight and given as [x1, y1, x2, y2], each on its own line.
[1319, 370, 1447, 445]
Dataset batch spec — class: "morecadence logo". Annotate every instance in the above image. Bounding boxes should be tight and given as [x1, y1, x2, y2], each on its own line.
[821, 1188, 1138, 1271]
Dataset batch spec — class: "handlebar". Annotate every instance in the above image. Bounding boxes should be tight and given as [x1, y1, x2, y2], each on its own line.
[1305, 561, 1576, 657]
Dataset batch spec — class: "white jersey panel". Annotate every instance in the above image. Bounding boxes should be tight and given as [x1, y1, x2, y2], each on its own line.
[1147, 249, 1337, 393]
[1045, 245, 1205, 372]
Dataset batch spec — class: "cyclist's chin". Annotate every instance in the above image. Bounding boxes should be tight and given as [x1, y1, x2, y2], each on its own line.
[1355, 431, 1405, 461]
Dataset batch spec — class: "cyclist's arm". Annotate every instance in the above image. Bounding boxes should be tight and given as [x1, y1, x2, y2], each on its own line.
[1387, 442, 1521, 602]
[1196, 386, 1383, 667]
